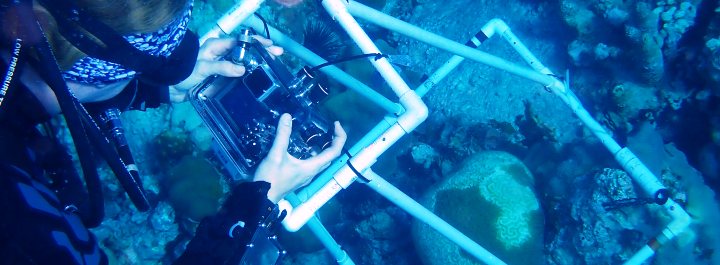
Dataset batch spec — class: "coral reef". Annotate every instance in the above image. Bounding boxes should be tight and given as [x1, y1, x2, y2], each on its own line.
[547, 123, 720, 264]
[707, 38, 720, 88]
[561, 0, 699, 84]
[608, 82, 661, 126]
[163, 155, 225, 221]
[396, 0, 579, 145]
[546, 168, 650, 264]
[655, 0, 698, 56]
[92, 200, 179, 264]
[658, 143, 720, 265]
[51, 0, 718, 264]
[410, 142, 438, 169]
[413, 151, 544, 265]
[354, 209, 411, 265]
[87, 102, 220, 264]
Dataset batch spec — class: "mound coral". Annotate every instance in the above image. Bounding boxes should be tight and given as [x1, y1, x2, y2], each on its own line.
[479, 167, 539, 249]
[412, 151, 544, 265]
[163, 155, 224, 221]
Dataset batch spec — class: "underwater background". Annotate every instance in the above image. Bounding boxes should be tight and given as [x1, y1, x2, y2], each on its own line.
[69, 0, 720, 264]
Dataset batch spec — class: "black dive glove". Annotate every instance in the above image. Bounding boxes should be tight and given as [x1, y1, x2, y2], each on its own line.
[173, 181, 280, 265]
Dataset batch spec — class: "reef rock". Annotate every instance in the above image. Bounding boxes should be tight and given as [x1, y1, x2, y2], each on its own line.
[396, 0, 579, 145]
[412, 151, 544, 265]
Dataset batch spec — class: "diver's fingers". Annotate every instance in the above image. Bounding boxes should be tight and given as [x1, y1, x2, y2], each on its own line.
[305, 121, 347, 170]
[199, 38, 237, 59]
[251, 35, 284, 56]
[199, 60, 246, 78]
[268, 114, 293, 159]
[266, 46, 284, 57]
[252, 35, 273, 46]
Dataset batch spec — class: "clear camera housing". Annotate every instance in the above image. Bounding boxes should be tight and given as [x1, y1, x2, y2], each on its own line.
[190, 30, 332, 180]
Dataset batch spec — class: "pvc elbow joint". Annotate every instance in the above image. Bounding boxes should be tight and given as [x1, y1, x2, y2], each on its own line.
[481, 18, 509, 38]
[397, 91, 428, 133]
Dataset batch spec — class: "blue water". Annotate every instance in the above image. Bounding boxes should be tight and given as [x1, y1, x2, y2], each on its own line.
[92, 0, 720, 264]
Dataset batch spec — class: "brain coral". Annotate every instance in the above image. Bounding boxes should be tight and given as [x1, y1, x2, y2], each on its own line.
[412, 151, 544, 265]
[480, 168, 539, 248]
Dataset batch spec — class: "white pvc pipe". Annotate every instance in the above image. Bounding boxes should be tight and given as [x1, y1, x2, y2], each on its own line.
[480, 18, 507, 38]
[282, 178, 343, 232]
[624, 199, 691, 265]
[480, 20, 667, 198]
[281, 194, 356, 265]
[284, 123, 412, 231]
[416, 55, 464, 97]
[478, 19, 691, 265]
[241, 16, 404, 115]
[282, 0, 428, 232]
[416, 20, 504, 97]
[199, 0, 265, 43]
[614, 148, 666, 198]
[476, 18, 668, 203]
[346, 1, 564, 91]
[322, 0, 412, 100]
[480, 19, 688, 264]
[300, 115, 397, 198]
[364, 170, 507, 265]
[199, 2, 690, 263]
[483, 19, 554, 78]
[344, 9, 684, 263]
[625, 246, 655, 265]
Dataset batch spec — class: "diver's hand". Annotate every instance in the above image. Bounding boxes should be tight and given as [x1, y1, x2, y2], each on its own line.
[253, 113, 347, 203]
[170, 36, 284, 102]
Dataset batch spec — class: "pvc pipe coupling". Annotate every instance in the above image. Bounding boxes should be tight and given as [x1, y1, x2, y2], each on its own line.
[615, 147, 668, 205]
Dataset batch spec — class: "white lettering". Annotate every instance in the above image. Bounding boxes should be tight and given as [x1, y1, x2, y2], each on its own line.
[0, 40, 22, 106]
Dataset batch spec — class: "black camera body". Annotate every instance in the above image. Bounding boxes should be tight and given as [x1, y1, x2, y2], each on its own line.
[190, 30, 332, 180]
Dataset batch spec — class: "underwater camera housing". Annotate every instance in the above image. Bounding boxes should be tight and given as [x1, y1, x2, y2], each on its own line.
[189, 29, 333, 180]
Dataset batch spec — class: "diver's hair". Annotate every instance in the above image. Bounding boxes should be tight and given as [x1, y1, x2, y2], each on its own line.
[34, 0, 189, 70]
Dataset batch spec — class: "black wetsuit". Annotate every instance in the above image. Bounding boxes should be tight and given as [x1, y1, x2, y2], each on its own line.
[0, 61, 276, 264]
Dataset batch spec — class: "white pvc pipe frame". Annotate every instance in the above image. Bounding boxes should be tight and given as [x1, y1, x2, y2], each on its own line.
[199, 0, 691, 264]
[282, 0, 429, 231]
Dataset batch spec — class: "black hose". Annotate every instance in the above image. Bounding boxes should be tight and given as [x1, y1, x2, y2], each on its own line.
[19, 11, 106, 227]
[78, 106, 150, 212]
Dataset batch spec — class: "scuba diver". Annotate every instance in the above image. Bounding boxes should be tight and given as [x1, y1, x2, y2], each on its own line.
[0, 0, 347, 264]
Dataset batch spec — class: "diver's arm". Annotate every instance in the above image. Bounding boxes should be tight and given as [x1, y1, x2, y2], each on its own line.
[174, 114, 346, 264]
[173, 181, 277, 265]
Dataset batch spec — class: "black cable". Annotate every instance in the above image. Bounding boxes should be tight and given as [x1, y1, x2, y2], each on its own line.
[602, 197, 656, 211]
[342, 148, 371, 183]
[309, 53, 387, 73]
[254, 12, 271, 39]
